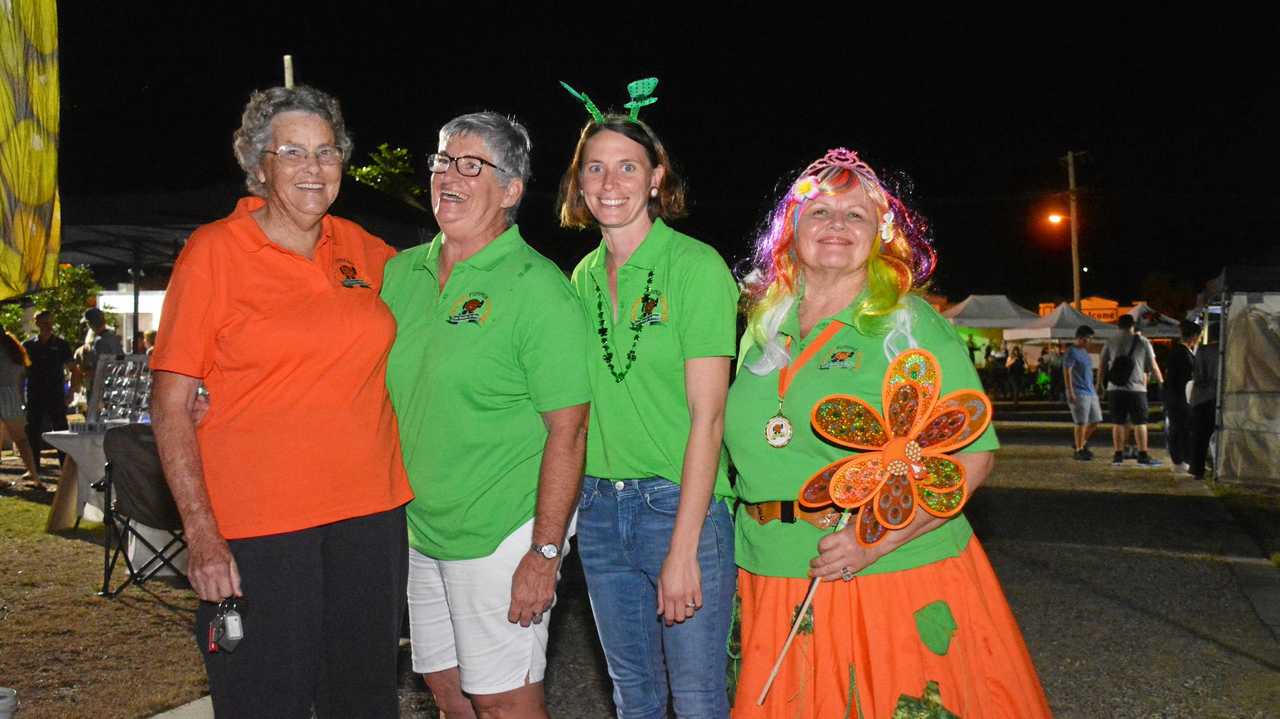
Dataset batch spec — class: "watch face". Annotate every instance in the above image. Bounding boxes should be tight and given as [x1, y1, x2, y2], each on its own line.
[538, 544, 559, 559]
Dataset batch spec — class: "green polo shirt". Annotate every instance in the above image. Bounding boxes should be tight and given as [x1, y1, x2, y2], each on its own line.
[725, 294, 999, 579]
[569, 219, 738, 498]
[382, 225, 592, 560]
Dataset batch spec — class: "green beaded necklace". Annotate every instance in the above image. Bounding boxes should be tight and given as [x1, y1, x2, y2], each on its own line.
[594, 269, 656, 383]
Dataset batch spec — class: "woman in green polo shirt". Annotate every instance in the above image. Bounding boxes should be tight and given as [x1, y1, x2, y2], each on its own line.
[557, 100, 739, 717]
[725, 149, 1050, 718]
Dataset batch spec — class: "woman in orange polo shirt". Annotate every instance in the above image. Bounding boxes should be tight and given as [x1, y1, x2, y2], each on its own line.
[150, 85, 412, 718]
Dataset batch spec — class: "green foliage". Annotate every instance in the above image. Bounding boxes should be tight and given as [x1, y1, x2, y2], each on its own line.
[0, 264, 103, 343]
[347, 143, 429, 212]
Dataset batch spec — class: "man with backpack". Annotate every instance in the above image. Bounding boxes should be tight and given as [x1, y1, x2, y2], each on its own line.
[1100, 314, 1164, 466]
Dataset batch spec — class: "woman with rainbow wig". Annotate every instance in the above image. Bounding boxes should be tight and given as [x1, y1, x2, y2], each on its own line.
[724, 149, 1049, 717]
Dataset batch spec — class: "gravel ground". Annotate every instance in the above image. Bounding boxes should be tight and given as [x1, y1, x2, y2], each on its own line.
[393, 445, 1280, 718]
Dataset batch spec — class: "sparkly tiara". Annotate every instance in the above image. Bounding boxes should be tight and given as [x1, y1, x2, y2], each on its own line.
[801, 148, 879, 182]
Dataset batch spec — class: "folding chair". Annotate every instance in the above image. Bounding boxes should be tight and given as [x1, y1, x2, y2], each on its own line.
[96, 424, 187, 598]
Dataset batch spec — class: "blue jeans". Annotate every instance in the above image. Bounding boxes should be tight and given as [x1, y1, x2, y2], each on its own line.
[577, 476, 736, 719]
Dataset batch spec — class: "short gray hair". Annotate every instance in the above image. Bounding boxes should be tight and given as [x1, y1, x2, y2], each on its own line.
[233, 85, 354, 197]
[438, 112, 532, 223]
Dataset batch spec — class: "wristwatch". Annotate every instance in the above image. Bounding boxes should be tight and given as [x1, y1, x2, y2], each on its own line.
[531, 542, 560, 560]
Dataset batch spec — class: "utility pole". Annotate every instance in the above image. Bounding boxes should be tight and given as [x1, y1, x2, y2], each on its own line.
[1064, 150, 1084, 311]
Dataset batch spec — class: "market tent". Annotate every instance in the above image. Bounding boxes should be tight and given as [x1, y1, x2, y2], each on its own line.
[1125, 302, 1181, 339]
[942, 294, 1040, 328]
[1004, 302, 1119, 341]
[1197, 265, 1280, 490]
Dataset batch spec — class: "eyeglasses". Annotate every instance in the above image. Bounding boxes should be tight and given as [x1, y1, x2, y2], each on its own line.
[426, 152, 508, 177]
[263, 144, 345, 166]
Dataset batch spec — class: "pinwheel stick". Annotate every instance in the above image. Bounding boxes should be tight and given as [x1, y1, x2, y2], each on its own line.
[756, 509, 852, 706]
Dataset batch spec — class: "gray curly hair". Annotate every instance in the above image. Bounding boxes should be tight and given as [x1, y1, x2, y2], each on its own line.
[232, 85, 354, 197]
[438, 112, 532, 224]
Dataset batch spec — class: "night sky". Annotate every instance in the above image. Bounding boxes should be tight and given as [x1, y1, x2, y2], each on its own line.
[57, 6, 1277, 312]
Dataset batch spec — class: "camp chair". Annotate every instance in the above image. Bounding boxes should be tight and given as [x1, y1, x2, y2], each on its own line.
[95, 424, 186, 598]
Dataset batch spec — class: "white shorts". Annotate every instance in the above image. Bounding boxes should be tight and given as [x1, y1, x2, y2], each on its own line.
[407, 517, 573, 695]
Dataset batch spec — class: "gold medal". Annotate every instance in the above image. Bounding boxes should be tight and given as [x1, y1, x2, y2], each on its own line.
[765, 412, 794, 448]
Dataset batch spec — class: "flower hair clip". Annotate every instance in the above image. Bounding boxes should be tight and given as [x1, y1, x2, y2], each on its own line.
[560, 77, 660, 124]
[880, 211, 895, 242]
[793, 175, 821, 202]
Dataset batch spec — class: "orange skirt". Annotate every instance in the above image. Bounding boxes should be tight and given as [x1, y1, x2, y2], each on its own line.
[731, 537, 1051, 718]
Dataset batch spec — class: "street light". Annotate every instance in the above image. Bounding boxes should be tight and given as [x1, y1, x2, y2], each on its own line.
[1048, 213, 1065, 225]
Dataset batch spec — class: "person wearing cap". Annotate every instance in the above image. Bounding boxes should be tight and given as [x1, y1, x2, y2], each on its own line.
[1100, 314, 1164, 466]
[1063, 325, 1102, 460]
[75, 307, 124, 405]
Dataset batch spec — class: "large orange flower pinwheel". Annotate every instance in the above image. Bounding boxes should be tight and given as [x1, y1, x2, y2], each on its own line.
[797, 348, 993, 546]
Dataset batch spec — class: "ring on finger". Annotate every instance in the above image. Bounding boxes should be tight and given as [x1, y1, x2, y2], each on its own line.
[840, 566, 855, 582]
[685, 601, 697, 609]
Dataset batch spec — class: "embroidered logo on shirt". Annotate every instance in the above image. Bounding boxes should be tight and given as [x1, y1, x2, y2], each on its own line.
[819, 346, 862, 370]
[334, 258, 371, 288]
[628, 291, 668, 330]
[447, 293, 491, 325]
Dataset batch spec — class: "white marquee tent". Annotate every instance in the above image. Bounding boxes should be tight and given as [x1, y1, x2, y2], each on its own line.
[1004, 302, 1120, 341]
[942, 294, 1040, 328]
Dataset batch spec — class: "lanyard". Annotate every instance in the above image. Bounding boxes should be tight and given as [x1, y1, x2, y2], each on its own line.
[765, 321, 845, 448]
[778, 321, 845, 402]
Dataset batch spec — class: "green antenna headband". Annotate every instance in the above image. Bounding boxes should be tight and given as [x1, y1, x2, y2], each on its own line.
[560, 77, 659, 123]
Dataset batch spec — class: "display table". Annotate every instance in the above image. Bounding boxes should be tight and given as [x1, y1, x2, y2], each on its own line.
[42, 429, 186, 575]
[42, 430, 106, 529]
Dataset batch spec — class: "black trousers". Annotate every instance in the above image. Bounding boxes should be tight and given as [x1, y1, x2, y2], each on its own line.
[196, 505, 408, 718]
[1164, 396, 1192, 465]
[1188, 403, 1216, 478]
[24, 398, 68, 460]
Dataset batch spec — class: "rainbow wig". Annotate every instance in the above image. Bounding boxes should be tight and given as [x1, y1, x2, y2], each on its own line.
[741, 148, 936, 375]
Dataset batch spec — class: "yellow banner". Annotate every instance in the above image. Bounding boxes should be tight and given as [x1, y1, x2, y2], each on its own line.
[0, 0, 59, 300]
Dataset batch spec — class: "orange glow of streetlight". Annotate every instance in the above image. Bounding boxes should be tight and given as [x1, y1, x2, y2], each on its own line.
[1048, 213, 1066, 225]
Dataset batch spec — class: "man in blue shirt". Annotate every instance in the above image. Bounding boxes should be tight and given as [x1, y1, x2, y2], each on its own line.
[1063, 325, 1102, 460]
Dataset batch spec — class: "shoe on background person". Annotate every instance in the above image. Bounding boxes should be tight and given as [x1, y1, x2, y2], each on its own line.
[1112, 452, 1125, 466]
[1136, 451, 1161, 467]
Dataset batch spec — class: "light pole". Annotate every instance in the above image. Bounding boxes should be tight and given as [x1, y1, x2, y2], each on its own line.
[1046, 154, 1086, 310]
[1062, 151, 1085, 311]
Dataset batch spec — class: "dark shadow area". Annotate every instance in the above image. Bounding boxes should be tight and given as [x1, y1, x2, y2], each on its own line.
[993, 542, 1280, 674]
[967, 485, 1251, 556]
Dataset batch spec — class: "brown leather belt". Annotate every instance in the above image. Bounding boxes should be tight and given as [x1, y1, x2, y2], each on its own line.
[741, 500, 843, 530]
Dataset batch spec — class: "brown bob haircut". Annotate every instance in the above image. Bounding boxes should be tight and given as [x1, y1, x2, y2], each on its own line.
[557, 116, 687, 230]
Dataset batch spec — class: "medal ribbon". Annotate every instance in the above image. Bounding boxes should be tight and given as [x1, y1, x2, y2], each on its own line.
[778, 321, 845, 402]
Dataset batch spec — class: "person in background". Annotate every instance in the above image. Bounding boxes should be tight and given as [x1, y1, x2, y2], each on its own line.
[77, 307, 124, 403]
[1188, 320, 1220, 481]
[1063, 325, 1101, 461]
[0, 333, 43, 483]
[23, 310, 76, 469]
[143, 330, 158, 356]
[1100, 314, 1164, 466]
[1164, 320, 1200, 475]
[1005, 344, 1026, 405]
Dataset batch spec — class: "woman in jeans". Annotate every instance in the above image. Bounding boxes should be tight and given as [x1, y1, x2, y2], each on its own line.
[557, 82, 738, 718]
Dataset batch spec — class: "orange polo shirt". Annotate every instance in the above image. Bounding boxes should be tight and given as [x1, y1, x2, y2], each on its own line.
[151, 197, 412, 539]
